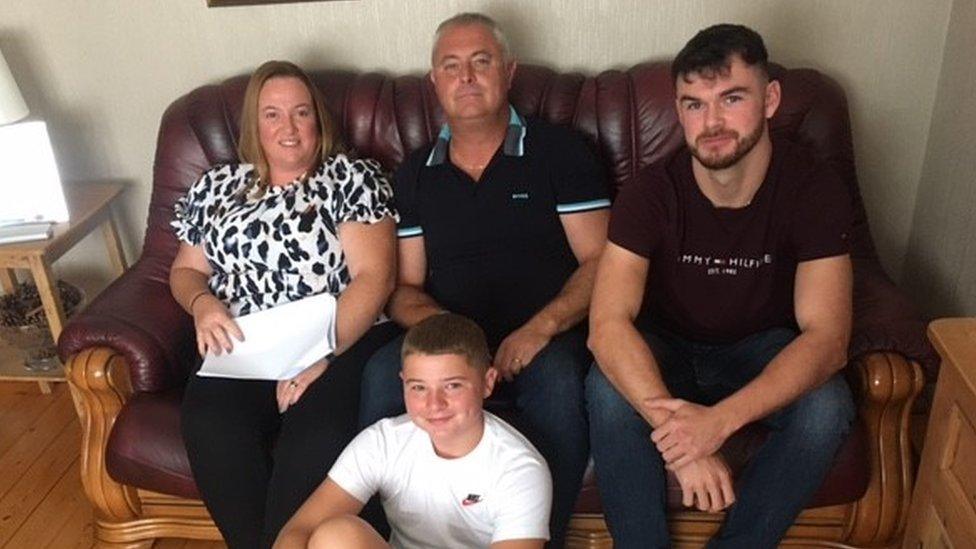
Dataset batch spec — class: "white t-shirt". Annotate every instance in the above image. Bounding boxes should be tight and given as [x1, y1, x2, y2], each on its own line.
[328, 412, 552, 549]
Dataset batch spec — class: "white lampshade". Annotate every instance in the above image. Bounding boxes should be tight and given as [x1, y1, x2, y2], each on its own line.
[0, 48, 29, 125]
[0, 121, 68, 224]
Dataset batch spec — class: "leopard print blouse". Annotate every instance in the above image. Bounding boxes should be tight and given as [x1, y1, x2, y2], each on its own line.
[172, 154, 397, 316]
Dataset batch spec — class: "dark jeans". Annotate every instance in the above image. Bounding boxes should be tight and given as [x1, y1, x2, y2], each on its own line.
[181, 321, 399, 549]
[586, 326, 855, 549]
[360, 324, 592, 549]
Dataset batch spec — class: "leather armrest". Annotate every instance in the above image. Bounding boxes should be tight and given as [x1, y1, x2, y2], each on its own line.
[850, 258, 939, 382]
[58, 256, 198, 393]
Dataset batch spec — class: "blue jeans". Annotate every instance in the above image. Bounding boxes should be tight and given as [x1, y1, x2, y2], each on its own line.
[360, 325, 592, 549]
[585, 326, 855, 549]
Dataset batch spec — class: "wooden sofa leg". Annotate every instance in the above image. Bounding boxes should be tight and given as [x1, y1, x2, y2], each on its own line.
[845, 352, 924, 546]
[65, 348, 146, 543]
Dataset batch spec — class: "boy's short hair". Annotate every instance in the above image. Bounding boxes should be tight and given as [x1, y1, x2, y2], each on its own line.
[401, 313, 491, 371]
[671, 23, 769, 84]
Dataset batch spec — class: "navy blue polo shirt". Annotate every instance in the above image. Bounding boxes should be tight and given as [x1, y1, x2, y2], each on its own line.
[394, 106, 610, 347]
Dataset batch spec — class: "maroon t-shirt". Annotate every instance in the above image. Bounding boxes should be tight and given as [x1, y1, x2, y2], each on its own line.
[608, 137, 852, 343]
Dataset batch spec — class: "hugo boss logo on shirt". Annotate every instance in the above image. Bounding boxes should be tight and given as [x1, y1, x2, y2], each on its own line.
[511, 193, 530, 200]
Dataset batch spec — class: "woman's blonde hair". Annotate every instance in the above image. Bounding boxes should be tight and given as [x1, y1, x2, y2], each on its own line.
[237, 60, 343, 193]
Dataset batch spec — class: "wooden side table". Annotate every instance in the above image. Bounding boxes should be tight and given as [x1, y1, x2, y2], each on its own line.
[903, 318, 976, 547]
[0, 181, 127, 393]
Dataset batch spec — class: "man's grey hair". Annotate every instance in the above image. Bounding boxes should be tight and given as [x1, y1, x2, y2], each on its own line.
[432, 12, 513, 64]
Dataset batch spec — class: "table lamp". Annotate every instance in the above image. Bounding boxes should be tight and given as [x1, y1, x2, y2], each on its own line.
[0, 47, 69, 231]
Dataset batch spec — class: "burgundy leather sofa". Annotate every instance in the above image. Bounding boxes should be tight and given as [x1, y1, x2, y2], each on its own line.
[59, 62, 937, 548]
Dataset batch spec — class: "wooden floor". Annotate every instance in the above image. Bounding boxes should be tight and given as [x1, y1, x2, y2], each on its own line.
[0, 380, 225, 549]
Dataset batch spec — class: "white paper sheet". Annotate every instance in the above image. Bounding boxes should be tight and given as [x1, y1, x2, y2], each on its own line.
[197, 292, 337, 380]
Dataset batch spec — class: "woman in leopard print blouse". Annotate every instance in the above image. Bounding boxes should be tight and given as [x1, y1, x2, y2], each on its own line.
[170, 60, 399, 547]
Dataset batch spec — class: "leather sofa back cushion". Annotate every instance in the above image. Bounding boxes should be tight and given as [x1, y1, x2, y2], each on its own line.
[143, 63, 876, 267]
[57, 60, 938, 396]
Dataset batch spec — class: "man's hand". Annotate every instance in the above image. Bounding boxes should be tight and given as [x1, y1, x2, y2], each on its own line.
[646, 398, 736, 468]
[671, 454, 735, 512]
[493, 324, 552, 381]
[277, 358, 329, 414]
[192, 294, 244, 356]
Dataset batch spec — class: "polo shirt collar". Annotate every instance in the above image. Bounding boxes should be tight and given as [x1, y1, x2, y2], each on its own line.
[426, 105, 526, 166]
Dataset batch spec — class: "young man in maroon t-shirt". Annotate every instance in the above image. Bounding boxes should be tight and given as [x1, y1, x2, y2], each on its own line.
[586, 24, 856, 548]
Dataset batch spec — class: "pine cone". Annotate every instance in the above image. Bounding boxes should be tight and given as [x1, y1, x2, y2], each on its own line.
[0, 280, 84, 328]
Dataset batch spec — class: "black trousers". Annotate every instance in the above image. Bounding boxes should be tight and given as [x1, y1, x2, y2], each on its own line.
[181, 322, 399, 549]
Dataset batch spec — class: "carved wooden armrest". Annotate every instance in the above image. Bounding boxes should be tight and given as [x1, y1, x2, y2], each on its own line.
[845, 351, 924, 545]
[66, 346, 142, 522]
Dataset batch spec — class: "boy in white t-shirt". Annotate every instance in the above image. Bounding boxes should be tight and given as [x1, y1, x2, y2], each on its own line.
[275, 313, 552, 549]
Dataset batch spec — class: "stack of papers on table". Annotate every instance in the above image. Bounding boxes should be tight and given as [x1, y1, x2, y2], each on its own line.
[0, 221, 54, 245]
[198, 291, 337, 381]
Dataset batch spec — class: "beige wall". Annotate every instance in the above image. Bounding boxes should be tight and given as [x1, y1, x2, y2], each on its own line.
[0, 0, 953, 296]
[904, 0, 976, 317]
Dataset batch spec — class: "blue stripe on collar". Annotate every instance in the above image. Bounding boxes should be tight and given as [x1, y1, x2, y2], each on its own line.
[426, 105, 526, 166]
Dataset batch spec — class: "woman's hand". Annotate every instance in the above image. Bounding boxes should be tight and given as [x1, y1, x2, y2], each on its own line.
[277, 358, 329, 414]
[170, 242, 238, 358]
[192, 294, 244, 356]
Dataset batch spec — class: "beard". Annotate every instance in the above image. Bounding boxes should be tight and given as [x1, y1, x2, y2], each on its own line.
[689, 119, 765, 170]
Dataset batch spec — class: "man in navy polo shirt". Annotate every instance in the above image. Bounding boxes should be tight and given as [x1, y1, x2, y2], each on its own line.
[586, 24, 856, 548]
[359, 12, 610, 548]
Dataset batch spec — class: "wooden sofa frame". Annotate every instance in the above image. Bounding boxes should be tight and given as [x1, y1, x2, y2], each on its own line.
[67, 347, 922, 548]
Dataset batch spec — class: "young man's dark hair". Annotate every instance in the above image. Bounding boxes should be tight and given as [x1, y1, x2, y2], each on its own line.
[401, 313, 492, 371]
[671, 23, 769, 83]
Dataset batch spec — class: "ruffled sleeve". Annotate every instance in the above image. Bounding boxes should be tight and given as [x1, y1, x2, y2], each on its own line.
[330, 155, 399, 225]
[171, 169, 216, 245]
